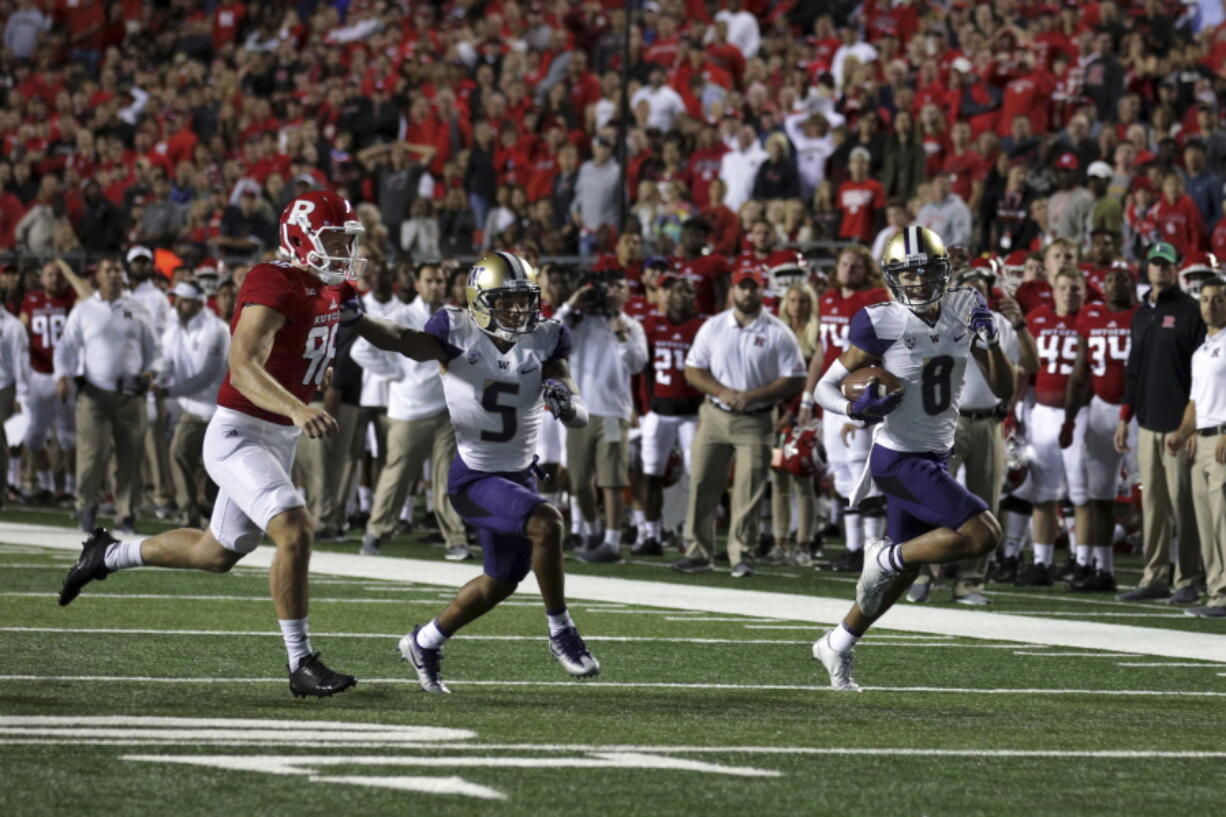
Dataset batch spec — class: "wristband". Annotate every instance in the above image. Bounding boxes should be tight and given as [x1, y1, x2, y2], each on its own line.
[800, 394, 816, 408]
[1119, 405, 1134, 422]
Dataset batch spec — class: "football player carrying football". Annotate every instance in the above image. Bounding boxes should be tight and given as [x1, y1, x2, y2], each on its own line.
[811, 226, 1016, 690]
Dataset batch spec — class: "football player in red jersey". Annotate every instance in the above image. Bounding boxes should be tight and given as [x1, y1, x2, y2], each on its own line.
[632, 275, 705, 555]
[1078, 228, 1122, 301]
[799, 245, 890, 571]
[20, 260, 89, 503]
[672, 216, 730, 316]
[1014, 267, 1086, 586]
[58, 191, 427, 698]
[1059, 263, 1138, 592]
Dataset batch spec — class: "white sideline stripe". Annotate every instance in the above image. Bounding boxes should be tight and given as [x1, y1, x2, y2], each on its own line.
[1012, 651, 1141, 658]
[1, 674, 1224, 697]
[1007, 611, 1191, 618]
[665, 616, 788, 622]
[1116, 662, 1226, 668]
[6, 520, 1226, 662]
[0, 592, 538, 607]
[0, 627, 1041, 649]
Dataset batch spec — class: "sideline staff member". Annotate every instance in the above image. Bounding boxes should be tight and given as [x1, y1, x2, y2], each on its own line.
[675, 267, 806, 578]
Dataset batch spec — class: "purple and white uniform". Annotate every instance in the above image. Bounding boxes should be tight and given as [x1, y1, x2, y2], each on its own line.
[847, 287, 989, 543]
[425, 306, 572, 583]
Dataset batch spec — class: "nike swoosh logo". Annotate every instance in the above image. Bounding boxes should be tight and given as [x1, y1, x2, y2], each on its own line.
[519, 365, 538, 374]
[953, 333, 966, 342]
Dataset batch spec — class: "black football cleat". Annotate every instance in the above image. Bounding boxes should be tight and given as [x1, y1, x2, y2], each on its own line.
[58, 528, 117, 606]
[1014, 561, 1054, 587]
[1068, 569, 1117, 593]
[630, 537, 663, 556]
[991, 555, 1020, 584]
[288, 652, 357, 698]
[829, 548, 864, 573]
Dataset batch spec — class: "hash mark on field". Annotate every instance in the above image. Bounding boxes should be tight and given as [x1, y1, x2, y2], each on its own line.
[1006, 611, 1191, 618]
[664, 616, 788, 622]
[1013, 651, 1142, 657]
[1115, 662, 1226, 668]
[5, 675, 1224, 697]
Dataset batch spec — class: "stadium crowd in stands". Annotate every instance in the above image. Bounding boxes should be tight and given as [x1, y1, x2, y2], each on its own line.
[3, 0, 1226, 614]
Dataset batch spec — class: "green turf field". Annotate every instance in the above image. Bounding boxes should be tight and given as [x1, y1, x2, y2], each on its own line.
[2, 508, 1225, 817]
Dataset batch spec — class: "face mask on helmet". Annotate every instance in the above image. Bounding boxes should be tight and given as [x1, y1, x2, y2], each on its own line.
[885, 258, 950, 310]
[306, 225, 367, 285]
[466, 252, 542, 342]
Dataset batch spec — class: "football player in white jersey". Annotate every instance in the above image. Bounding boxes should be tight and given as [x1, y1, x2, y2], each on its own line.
[347, 250, 599, 693]
[811, 226, 1016, 690]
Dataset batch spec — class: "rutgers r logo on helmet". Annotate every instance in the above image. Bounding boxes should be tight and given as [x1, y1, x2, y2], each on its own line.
[279, 191, 366, 286]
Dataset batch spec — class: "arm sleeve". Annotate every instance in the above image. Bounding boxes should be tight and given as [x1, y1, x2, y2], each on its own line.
[815, 358, 853, 417]
[423, 308, 463, 361]
[847, 308, 895, 357]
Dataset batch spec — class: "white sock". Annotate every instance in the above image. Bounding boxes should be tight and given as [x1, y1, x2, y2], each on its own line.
[65, 474, 75, 493]
[863, 513, 885, 540]
[1075, 544, 1091, 566]
[570, 497, 583, 528]
[103, 538, 146, 571]
[645, 519, 662, 540]
[829, 500, 843, 526]
[1113, 523, 1125, 545]
[400, 495, 416, 521]
[7, 458, 19, 485]
[1093, 545, 1115, 574]
[415, 618, 448, 650]
[826, 623, 860, 653]
[357, 485, 372, 513]
[1002, 511, 1029, 556]
[632, 508, 646, 528]
[603, 528, 620, 550]
[425, 488, 435, 514]
[279, 618, 313, 671]
[1033, 543, 1055, 566]
[546, 607, 575, 636]
[844, 512, 864, 552]
[37, 469, 53, 492]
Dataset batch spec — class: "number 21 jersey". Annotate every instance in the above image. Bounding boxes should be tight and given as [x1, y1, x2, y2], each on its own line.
[847, 288, 979, 454]
[425, 305, 572, 473]
[215, 260, 355, 425]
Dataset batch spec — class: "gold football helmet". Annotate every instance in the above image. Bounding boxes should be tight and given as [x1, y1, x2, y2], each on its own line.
[880, 225, 950, 311]
[466, 251, 542, 342]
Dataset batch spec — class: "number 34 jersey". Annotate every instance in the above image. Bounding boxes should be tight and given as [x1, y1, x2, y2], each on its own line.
[848, 288, 980, 454]
[216, 261, 355, 426]
[425, 305, 572, 473]
[1075, 303, 1136, 405]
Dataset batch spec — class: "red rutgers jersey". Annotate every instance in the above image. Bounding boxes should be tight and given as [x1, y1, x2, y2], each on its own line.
[1015, 278, 1053, 315]
[1027, 304, 1081, 407]
[672, 253, 730, 316]
[624, 293, 655, 324]
[817, 286, 889, 374]
[643, 313, 705, 409]
[216, 261, 356, 425]
[21, 288, 77, 374]
[1077, 262, 1110, 302]
[1076, 303, 1136, 405]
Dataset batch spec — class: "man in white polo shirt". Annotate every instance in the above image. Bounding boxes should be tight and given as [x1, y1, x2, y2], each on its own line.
[54, 257, 158, 534]
[153, 281, 229, 529]
[1166, 276, 1226, 618]
[353, 262, 468, 560]
[675, 266, 806, 577]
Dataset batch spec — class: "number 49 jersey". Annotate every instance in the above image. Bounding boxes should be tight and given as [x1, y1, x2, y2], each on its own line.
[425, 305, 572, 473]
[1076, 303, 1136, 405]
[216, 260, 355, 426]
[848, 288, 980, 454]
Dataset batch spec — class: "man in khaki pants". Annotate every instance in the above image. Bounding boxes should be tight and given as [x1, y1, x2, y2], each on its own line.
[53, 258, 158, 534]
[1166, 276, 1226, 617]
[1115, 243, 1206, 603]
[673, 267, 806, 577]
[353, 263, 468, 559]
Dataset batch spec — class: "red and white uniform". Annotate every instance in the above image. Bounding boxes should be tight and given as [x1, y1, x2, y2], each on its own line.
[671, 253, 729, 316]
[1071, 303, 1138, 500]
[818, 286, 888, 497]
[21, 288, 77, 450]
[206, 260, 356, 553]
[1021, 304, 1085, 504]
[640, 313, 705, 475]
[1014, 278, 1053, 315]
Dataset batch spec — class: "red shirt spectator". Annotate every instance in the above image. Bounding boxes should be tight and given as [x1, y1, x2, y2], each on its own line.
[1152, 187, 1205, 261]
[213, 2, 246, 49]
[837, 148, 886, 243]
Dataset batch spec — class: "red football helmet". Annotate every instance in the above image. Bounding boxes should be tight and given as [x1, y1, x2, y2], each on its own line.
[1002, 428, 1033, 494]
[1179, 251, 1219, 297]
[660, 447, 685, 487]
[999, 250, 1028, 295]
[776, 425, 825, 478]
[278, 191, 366, 285]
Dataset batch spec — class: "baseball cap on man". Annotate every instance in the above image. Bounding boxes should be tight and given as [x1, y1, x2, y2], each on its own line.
[1087, 161, 1113, 179]
[1056, 152, 1080, 170]
[731, 268, 766, 288]
[1147, 242, 1178, 265]
[171, 282, 205, 301]
[126, 245, 153, 263]
[850, 146, 872, 163]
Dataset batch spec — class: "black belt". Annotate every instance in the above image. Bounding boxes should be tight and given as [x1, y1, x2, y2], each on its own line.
[959, 407, 1001, 421]
[1197, 424, 1226, 437]
[707, 398, 772, 416]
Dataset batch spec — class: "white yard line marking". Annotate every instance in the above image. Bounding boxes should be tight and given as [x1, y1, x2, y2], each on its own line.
[1115, 662, 1226, 668]
[0, 626, 1042, 649]
[1012, 651, 1141, 657]
[0, 674, 1223, 696]
[1006, 611, 1191, 618]
[6, 520, 1226, 662]
[665, 616, 788, 622]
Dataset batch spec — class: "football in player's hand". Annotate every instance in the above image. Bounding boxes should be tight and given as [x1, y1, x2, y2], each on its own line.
[841, 366, 903, 400]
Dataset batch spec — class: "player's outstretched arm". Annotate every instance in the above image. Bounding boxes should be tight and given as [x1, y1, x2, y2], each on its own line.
[351, 314, 446, 363]
[230, 304, 337, 439]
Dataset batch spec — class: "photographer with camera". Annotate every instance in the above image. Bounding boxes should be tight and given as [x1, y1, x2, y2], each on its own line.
[555, 267, 648, 563]
[53, 257, 159, 535]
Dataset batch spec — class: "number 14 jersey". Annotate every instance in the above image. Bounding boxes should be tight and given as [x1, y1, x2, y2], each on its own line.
[847, 288, 980, 454]
[425, 305, 572, 473]
[216, 260, 355, 426]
